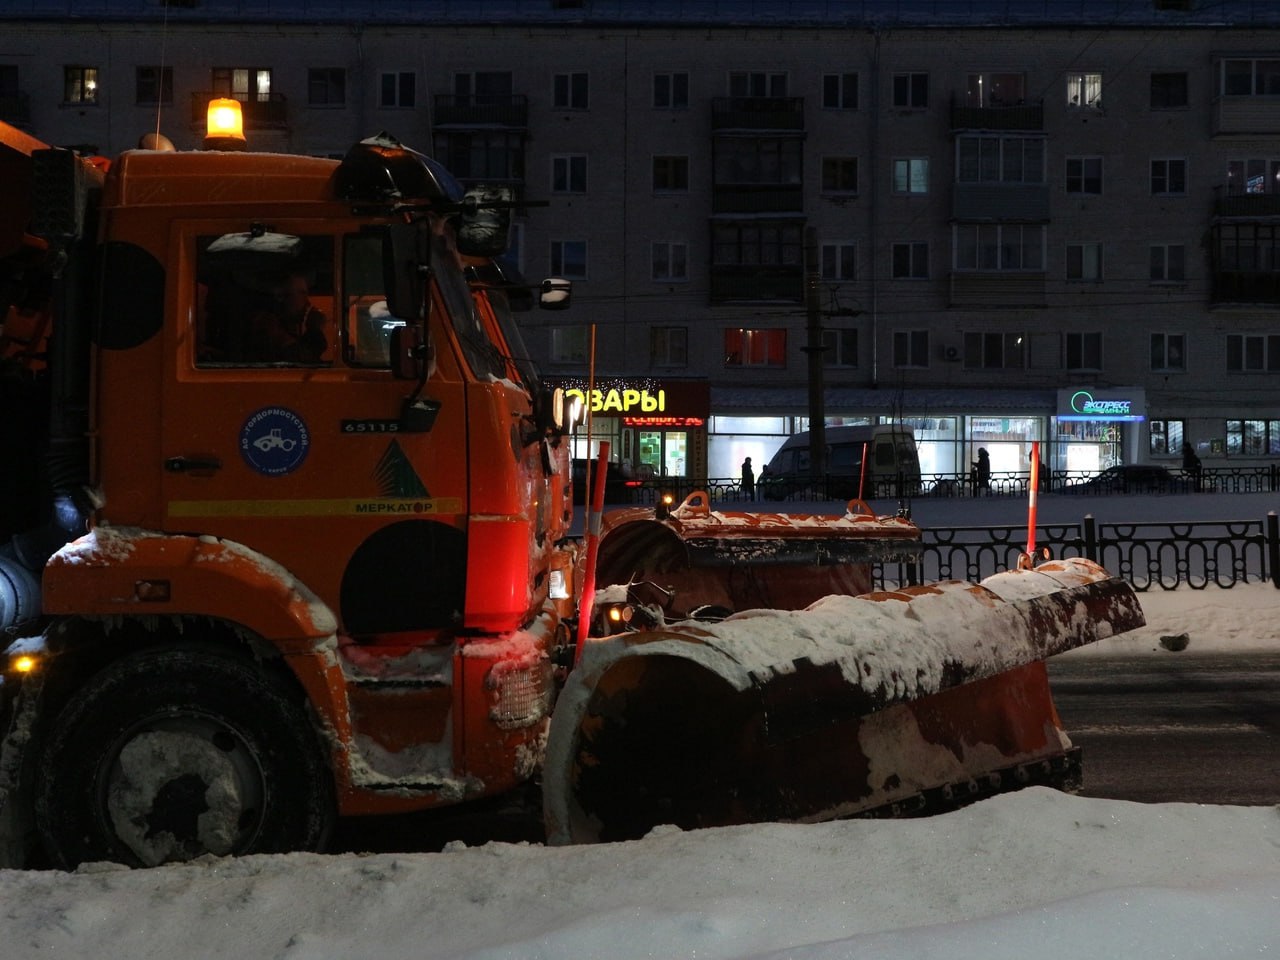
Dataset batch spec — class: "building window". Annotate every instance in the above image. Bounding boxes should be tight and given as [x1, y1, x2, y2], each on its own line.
[307, 67, 345, 106]
[1067, 242, 1103, 281]
[653, 155, 689, 192]
[892, 242, 929, 279]
[651, 242, 688, 281]
[965, 72, 1026, 107]
[1226, 419, 1280, 455]
[654, 72, 689, 108]
[435, 130, 525, 180]
[1226, 158, 1280, 195]
[1150, 333, 1186, 371]
[650, 326, 688, 367]
[213, 67, 272, 102]
[454, 71, 513, 104]
[551, 155, 587, 193]
[820, 242, 856, 280]
[1150, 72, 1188, 108]
[549, 325, 587, 364]
[1149, 418, 1186, 456]
[821, 156, 858, 193]
[724, 328, 786, 367]
[550, 240, 587, 279]
[893, 330, 929, 367]
[1226, 333, 1280, 372]
[1065, 156, 1102, 194]
[380, 72, 415, 108]
[1066, 72, 1102, 108]
[63, 65, 98, 104]
[1151, 158, 1187, 195]
[712, 223, 802, 268]
[956, 136, 1044, 183]
[892, 157, 929, 194]
[954, 224, 1045, 271]
[823, 73, 858, 109]
[1217, 224, 1280, 272]
[135, 65, 172, 105]
[1221, 58, 1280, 97]
[553, 72, 588, 109]
[963, 332, 1025, 369]
[892, 72, 928, 108]
[1065, 331, 1103, 370]
[1150, 244, 1186, 282]
[822, 328, 858, 367]
[729, 71, 787, 97]
[715, 138, 803, 186]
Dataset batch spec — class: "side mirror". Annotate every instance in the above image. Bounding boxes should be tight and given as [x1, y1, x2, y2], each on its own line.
[539, 277, 572, 311]
[384, 222, 425, 322]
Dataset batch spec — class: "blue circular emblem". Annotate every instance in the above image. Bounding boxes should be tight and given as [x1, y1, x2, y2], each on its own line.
[240, 407, 310, 476]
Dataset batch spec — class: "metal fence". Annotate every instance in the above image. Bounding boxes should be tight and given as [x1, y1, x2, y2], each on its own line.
[875, 513, 1280, 592]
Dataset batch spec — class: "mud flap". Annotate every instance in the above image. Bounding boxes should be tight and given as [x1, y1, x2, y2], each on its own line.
[544, 557, 1144, 844]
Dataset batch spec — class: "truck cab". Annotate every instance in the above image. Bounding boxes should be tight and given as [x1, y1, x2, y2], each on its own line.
[1, 129, 579, 867]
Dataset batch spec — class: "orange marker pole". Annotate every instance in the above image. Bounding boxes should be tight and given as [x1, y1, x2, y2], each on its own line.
[858, 441, 868, 501]
[1026, 440, 1040, 558]
[575, 440, 611, 662]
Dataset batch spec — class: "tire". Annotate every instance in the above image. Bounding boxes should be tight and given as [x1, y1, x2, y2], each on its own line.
[35, 644, 335, 869]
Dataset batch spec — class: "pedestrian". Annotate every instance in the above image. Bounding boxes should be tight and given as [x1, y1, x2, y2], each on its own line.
[1029, 450, 1048, 493]
[741, 456, 755, 500]
[972, 447, 991, 494]
[1181, 441, 1202, 492]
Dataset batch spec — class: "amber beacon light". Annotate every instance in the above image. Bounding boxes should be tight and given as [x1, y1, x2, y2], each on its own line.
[204, 98, 246, 151]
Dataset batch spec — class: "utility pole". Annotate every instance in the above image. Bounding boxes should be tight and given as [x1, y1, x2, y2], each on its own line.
[803, 226, 826, 486]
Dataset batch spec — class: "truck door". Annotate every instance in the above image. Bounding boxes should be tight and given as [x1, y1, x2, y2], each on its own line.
[159, 222, 470, 638]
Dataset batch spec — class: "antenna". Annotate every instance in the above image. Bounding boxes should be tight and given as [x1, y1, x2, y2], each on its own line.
[154, 0, 172, 141]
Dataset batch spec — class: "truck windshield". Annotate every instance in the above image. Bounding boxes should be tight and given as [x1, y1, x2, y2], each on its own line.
[431, 232, 506, 381]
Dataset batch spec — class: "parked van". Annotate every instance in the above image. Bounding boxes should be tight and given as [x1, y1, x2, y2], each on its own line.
[760, 425, 921, 501]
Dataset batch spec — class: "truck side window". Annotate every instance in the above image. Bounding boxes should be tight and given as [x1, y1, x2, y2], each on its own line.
[196, 233, 335, 367]
[343, 233, 402, 367]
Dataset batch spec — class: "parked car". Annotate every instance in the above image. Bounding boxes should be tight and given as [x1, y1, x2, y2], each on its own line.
[571, 459, 643, 504]
[1067, 464, 1175, 494]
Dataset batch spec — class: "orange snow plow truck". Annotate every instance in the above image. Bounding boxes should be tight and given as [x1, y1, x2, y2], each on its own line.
[0, 118, 1144, 869]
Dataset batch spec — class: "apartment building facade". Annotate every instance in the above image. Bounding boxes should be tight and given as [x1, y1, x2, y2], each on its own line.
[4, 0, 1280, 482]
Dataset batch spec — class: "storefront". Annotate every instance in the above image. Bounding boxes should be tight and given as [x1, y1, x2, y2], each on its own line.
[1053, 387, 1146, 472]
[556, 378, 710, 479]
[707, 387, 1059, 483]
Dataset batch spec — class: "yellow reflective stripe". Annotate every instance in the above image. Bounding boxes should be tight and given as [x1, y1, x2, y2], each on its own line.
[167, 498, 463, 518]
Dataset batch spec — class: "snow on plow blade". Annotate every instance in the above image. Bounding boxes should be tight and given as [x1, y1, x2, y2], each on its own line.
[544, 556, 1144, 844]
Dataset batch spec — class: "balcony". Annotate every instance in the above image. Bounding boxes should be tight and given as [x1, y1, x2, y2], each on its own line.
[190, 92, 288, 130]
[709, 264, 803, 304]
[951, 182, 1050, 222]
[433, 95, 528, 128]
[1211, 271, 1280, 305]
[712, 184, 803, 215]
[711, 96, 804, 131]
[1213, 95, 1280, 136]
[0, 90, 30, 127]
[949, 272, 1047, 308]
[950, 99, 1043, 132]
[1214, 192, 1280, 218]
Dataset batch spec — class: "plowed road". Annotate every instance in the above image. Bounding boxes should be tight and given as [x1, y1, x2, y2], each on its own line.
[1048, 652, 1280, 806]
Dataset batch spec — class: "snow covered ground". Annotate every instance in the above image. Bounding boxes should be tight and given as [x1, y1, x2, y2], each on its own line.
[1, 492, 1277, 959]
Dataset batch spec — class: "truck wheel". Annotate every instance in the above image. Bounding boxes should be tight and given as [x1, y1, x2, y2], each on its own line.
[35, 645, 335, 869]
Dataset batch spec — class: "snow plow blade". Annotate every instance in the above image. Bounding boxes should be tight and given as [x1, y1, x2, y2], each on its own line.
[594, 494, 921, 616]
[545, 556, 1144, 844]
